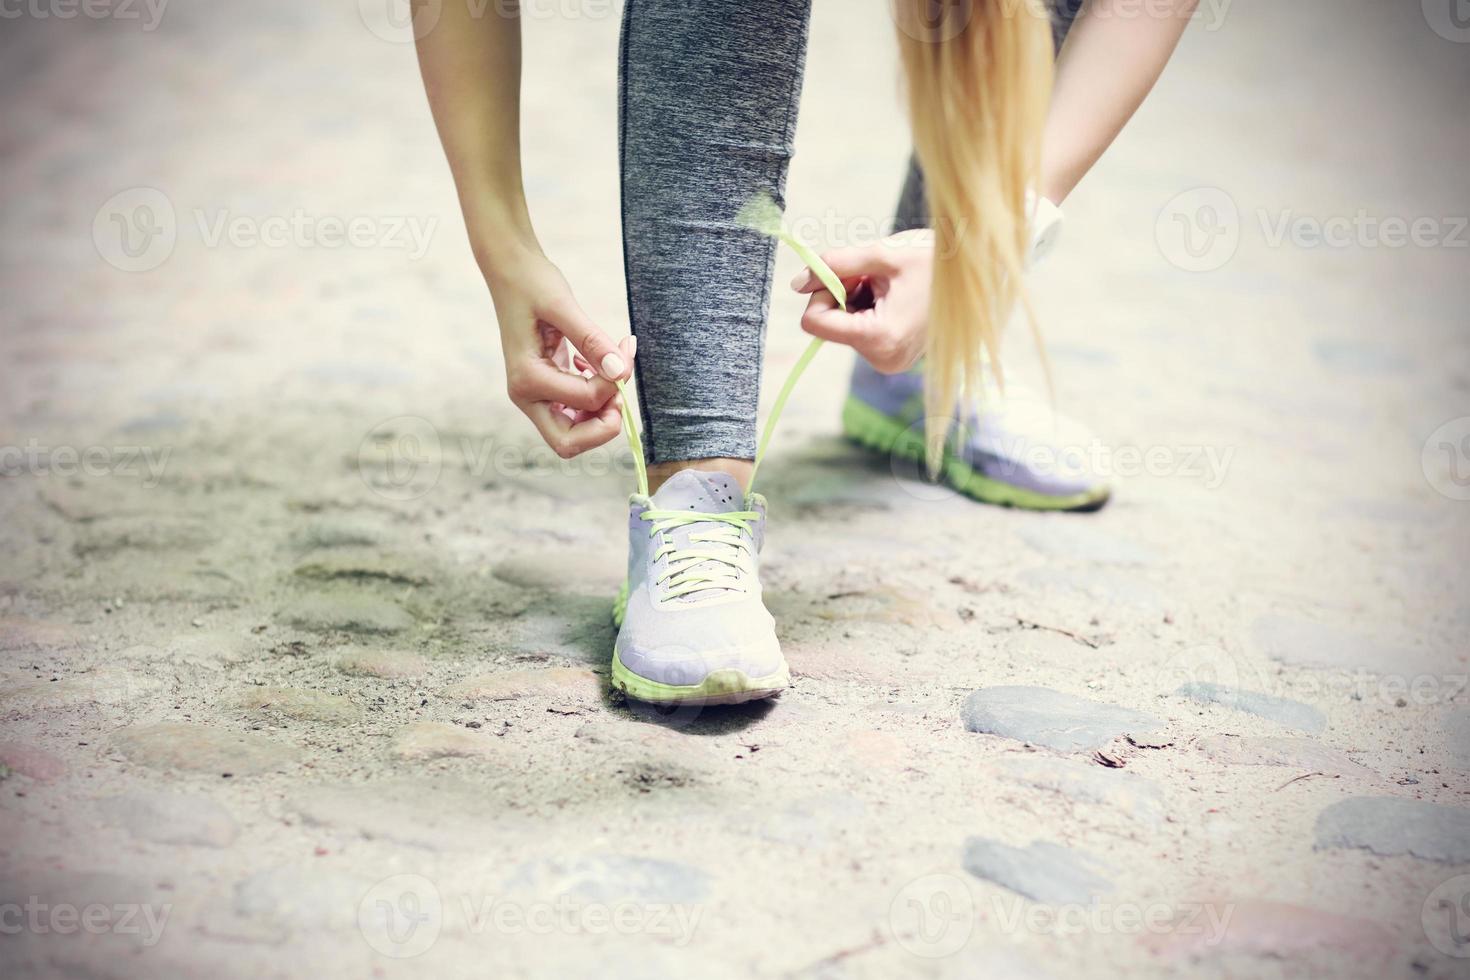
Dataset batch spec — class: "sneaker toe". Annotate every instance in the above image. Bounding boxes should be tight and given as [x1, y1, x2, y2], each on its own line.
[615, 592, 785, 686]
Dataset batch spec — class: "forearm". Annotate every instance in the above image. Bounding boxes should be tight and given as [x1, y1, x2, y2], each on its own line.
[1040, 0, 1198, 203]
[413, 0, 537, 277]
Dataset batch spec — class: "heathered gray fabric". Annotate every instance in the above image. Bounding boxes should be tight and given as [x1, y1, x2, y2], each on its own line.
[619, 0, 813, 464]
[618, 0, 1080, 463]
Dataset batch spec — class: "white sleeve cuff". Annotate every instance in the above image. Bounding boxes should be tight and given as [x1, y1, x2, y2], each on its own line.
[1028, 192, 1064, 265]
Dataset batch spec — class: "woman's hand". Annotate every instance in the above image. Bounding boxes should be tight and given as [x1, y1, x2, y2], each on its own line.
[790, 230, 934, 374]
[487, 251, 635, 459]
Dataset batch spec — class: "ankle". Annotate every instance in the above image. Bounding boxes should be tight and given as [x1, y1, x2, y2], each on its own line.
[647, 458, 753, 495]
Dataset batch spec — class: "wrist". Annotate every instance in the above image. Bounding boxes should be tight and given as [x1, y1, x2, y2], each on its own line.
[472, 229, 542, 287]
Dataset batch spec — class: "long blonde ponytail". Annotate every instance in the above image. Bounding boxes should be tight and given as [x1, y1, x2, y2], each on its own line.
[893, 0, 1055, 470]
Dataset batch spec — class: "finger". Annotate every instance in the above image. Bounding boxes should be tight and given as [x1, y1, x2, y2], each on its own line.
[524, 401, 623, 459]
[511, 359, 619, 413]
[799, 291, 875, 347]
[790, 246, 895, 293]
[543, 298, 630, 381]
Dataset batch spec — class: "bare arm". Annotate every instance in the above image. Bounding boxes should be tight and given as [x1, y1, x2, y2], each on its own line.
[413, 0, 537, 273]
[1040, 0, 1199, 203]
[414, 2, 634, 457]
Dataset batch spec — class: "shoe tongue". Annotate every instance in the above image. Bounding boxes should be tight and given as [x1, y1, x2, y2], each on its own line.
[649, 470, 744, 514]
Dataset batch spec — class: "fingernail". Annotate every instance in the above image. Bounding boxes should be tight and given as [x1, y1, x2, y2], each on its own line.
[627, 335, 638, 360]
[600, 352, 626, 378]
[789, 270, 811, 290]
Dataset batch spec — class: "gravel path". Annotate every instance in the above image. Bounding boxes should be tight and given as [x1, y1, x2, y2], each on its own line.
[1, 1, 1467, 977]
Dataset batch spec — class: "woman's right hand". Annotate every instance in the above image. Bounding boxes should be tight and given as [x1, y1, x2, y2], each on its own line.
[486, 252, 636, 459]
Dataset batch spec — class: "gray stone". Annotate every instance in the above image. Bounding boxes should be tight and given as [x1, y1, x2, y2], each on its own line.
[1175, 682, 1326, 734]
[447, 667, 601, 703]
[0, 870, 170, 915]
[1196, 735, 1362, 776]
[98, 790, 239, 847]
[334, 647, 428, 679]
[0, 617, 82, 652]
[73, 516, 218, 557]
[1, 668, 164, 709]
[962, 839, 1113, 905]
[234, 867, 372, 931]
[286, 777, 506, 850]
[505, 854, 710, 906]
[236, 686, 360, 724]
[0, 741, 67, 782]
[1251, 614, 1445, 675]
[391, 722, 499, 761]
[962, 686, 1160, 752]
[993, 756, 1165, 826]
[1141, 898, 1394, 959]
[279, 593, 413, 634]
[1314, 796, 1470, 864]
[113, 722, 300, 776]
[293, 551, 433, 586]
[293, 518, 385, 548]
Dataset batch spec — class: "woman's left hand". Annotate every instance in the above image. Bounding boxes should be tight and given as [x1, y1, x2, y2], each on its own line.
[789, 229, 934, 374]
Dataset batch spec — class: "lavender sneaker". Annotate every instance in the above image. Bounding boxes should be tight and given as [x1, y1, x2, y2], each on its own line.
[611, 470, 789, 705]
[842, 358, 1111, 511]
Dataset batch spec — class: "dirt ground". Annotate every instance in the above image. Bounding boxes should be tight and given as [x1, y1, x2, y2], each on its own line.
[1, 1, 1468, 977]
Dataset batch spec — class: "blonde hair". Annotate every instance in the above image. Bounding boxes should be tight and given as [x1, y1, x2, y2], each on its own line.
[893, 0, 1055, 470]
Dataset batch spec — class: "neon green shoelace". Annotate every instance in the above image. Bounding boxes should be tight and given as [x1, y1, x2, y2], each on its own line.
[614, 192, 847, 499]
[640, 507, 762, 598]
[610, 194, 845, 601]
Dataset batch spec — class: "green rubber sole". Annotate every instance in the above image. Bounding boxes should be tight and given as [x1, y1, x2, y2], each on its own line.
[841, 396, 1110, 513]
[610, 644, 789, 706]
[611, 581, 788, 705]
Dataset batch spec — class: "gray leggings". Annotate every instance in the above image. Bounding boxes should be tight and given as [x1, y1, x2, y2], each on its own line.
[618, 0, 1079, 464]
